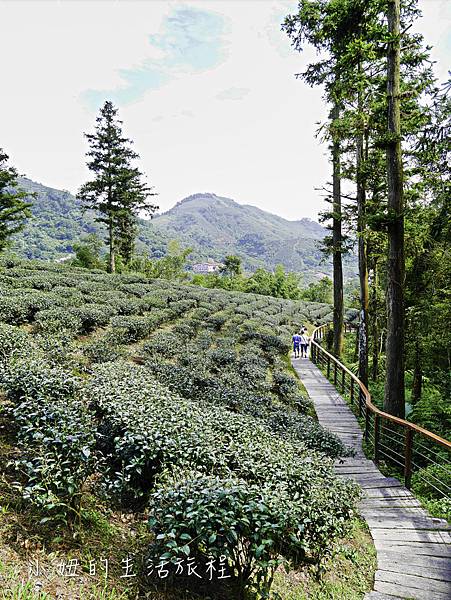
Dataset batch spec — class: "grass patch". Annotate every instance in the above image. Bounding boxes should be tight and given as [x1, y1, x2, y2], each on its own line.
[272, 518, 376, 599]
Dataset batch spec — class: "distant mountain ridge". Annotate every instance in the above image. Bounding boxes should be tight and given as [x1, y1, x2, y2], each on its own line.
[11, 178, 356, 279]
[150, 192, 331, 275]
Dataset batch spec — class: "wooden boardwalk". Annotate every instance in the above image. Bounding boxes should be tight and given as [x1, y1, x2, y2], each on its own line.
[292, 357, 451, 600]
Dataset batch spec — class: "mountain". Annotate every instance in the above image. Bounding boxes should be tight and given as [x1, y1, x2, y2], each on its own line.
[11, 179, 356, 279]
[150, 192, 329, 274]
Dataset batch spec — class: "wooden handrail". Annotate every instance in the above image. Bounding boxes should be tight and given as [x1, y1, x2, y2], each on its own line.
[311, 323, 451, 451]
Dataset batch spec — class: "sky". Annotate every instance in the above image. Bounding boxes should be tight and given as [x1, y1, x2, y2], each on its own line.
[0, 0, 449, 221]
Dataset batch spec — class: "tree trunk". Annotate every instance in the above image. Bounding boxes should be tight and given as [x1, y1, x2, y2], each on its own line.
[357, 117, 369, 388]
[371, 259, 379, 381]
[354, 326, 359, 363]
[411, 340, 422, 404]
[332, 102, 344, 358]
[108, 215, 116, 274]
[384, 0, 405, 418]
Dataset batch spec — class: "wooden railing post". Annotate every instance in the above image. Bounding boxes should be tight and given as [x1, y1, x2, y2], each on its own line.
[374, 416, 381, 463]
[341, 368, 345, 393]
[350, 379, 355, 406]
[404, 428, 414, 489]
[365, 406, 370, 444]
[334, 361, 337, 386]
[327, 355, 331, 379]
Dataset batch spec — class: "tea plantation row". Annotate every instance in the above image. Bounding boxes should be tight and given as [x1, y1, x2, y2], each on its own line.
[0, 257, 359, 598]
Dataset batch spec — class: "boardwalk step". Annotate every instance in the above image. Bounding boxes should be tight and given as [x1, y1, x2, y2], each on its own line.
[376, 550, 451, 569]
[377, 561, 451, 581]
[374, 580, 450, 599]
[363, 515, 450, 530]
[375, 569, 451, 595]
[364, 593, 402, 599]
[374, 541, 451, 557]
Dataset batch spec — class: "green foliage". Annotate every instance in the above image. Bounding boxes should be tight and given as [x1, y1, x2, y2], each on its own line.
[72, 233, 105, 270]
[1, 357, 96, 525]
[0, 149, 33, 252]
[409, 380, 451, 440]
[220, 254, 242, 276]
[0, 323, 31, 362]
[193, 265, 305, 300]
[301, 277, 333, 304]
[148, 469, 357, 598]
[411, 464, 451, 501]
[131, 240, 193, 281]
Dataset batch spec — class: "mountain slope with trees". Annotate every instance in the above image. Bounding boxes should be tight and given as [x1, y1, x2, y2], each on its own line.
[11, 179, 358, 279]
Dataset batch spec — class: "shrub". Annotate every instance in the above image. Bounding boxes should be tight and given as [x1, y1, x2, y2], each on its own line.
[207, 347, 237, 369]
[35, 308, 83, 334]
[110, 315, 154, 343]
[0, 296, 30, 324]
[142, 332, 177, 358]
[83, 337, 124, 364]
[272, 370, 299, 399]
[1, 358, 96, 525]
[0, 323, 32, 362]
[72, 304, 114, 333]
[411, 463, 451, 500]
[148, 467, 357, 599]
[148, 474, 294, 598]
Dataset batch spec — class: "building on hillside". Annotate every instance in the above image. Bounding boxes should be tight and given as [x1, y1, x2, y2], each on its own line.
[192, 262, 223, 274]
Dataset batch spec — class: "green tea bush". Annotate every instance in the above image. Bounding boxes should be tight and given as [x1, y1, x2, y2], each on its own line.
[110, 315, 154, 343]
[148, 464, 357, 599]
[141, 332, 178, 358]
[272, 370, 299, 399]
[83, 337, 124, 364]
[1, 358, 96, 524]
[35, 332, 75, 366]
[0, 323, 32, 362]
[0, 296, 30, 324]
[72, 304, 115, 334]
[207, 347, 237, 369]
[85, 363, 348, 505]
[35, 308, 83, 334]
[120, 283, 157, 297]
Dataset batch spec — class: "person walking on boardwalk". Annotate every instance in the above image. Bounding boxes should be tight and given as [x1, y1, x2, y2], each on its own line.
[300, 330, 310, 358]
[292, 331, 301, 358]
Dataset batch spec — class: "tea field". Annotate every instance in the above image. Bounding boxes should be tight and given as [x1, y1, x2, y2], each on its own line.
[0, 257, 365, 599]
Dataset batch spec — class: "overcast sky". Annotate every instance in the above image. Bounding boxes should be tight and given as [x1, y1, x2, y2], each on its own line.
[0, 0, 449, 221]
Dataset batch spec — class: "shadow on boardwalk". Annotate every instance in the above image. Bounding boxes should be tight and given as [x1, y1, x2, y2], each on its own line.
[292, 356, 451, 600]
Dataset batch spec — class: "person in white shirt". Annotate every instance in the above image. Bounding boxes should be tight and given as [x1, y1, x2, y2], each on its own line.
[300, 330, 310, 358]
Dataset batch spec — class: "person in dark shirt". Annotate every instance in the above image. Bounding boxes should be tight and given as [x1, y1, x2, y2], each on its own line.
[292, 332, 301, 358]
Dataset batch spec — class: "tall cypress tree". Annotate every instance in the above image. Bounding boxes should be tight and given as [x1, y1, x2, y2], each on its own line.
[331, 101, 345, 357]
[384, 0, 405, 417]
[0, 150, 33, 252]
[78, 101, 157, 272]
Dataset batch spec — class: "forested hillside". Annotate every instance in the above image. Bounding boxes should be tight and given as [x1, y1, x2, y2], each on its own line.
[150, 192, 333, 274]
[11, 178, 170, 262]
[11, 179, 358, 280]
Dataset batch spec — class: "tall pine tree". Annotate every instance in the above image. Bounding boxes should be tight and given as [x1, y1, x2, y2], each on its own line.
[78, 101, 157, 272]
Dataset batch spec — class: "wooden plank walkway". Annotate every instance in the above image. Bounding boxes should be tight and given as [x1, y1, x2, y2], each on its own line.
[292, 357, 451, 600]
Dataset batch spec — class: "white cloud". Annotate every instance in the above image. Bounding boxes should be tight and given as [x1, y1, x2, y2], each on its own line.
[0, 0, 448, 222]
